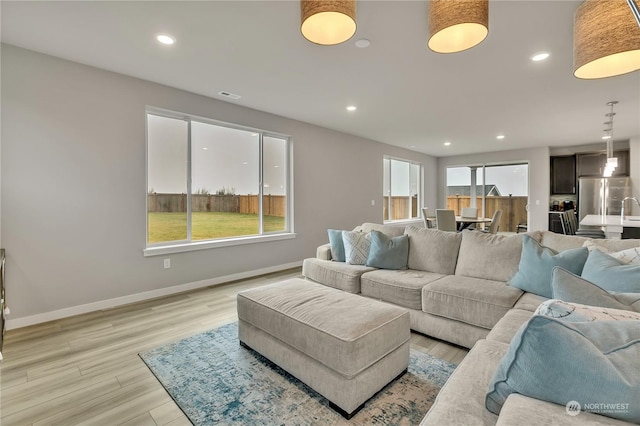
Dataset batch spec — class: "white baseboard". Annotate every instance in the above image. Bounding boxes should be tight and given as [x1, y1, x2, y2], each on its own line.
[5, 261, 302, 330]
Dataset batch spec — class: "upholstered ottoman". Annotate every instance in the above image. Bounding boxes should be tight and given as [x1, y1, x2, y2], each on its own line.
[237, 278, 410, 418]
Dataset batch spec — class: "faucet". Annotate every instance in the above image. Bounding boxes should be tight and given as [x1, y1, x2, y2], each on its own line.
[621, 197, 640, 221]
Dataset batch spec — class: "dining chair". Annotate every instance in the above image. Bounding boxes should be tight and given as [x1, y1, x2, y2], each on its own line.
[460, 207, 478, 218]
[562, 209, 605, 238]
[481, 210, 502, 234]
[436, 209, 457, 232]
[422, 207, 436, 229]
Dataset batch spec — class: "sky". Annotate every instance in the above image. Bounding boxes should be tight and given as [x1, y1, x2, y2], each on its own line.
[147, 114, 286, 195]
[148, 113, 527, 199]
[446, 164, 529, 196]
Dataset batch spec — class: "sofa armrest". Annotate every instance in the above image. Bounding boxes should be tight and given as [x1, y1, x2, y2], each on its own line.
[317, 243, 332, 260]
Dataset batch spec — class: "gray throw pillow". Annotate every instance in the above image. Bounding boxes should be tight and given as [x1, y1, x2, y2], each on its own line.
[551, 267, 640, 312]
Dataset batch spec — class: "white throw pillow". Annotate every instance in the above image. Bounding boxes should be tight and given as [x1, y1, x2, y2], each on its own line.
[535, 299, 640, 322]
[342, 231, 371, 265]
[583, 241, 640, 265]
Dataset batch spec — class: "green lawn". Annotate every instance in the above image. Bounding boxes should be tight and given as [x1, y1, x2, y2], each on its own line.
[148, 212, 286, 243]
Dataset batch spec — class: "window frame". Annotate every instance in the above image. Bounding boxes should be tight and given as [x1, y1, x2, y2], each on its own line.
[143, 107, 295, 256]
[383, 155, 423, 223]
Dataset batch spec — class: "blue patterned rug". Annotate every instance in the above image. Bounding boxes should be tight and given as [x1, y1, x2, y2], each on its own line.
[140, 322, 456, 425]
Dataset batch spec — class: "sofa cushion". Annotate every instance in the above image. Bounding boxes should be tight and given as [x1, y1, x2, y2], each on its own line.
[361, 269, 445, 310]
[509, 235, 589, 298]
[581, 249, 640, 293]
[421, 275, 524, 329]
[327, 229, 347, 262]
[366, 230, 409, 270]
[302, 258, 375, 293]
[551, 267, 640, 312]
[455, 231, 524, 282]
[342, 230, 371, 265]
[539, 231, 640, 253]
[486, 316, 640, 423]
[513, 292, 548, 312]
[405, 226, 462, 275]
[497, 394, 633, 426]
[485, 309, 533, 344]
[420, 339, 506, 426]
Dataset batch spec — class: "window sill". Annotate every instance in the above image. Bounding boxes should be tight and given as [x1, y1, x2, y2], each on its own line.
[143, 233, 297, 257]
[383, 219, 424, 226]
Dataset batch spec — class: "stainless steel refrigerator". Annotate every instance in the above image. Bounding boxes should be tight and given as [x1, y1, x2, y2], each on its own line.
[578, 177, 631, 221]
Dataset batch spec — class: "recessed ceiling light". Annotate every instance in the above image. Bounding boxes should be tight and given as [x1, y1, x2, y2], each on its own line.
[496, 135, 505, 140]
[444, 141, 451, 146]
[274, 165, 280, 168]
[346, 105, 357, 111]
[602, 135, 612, 140]
[355, 39, 370, 48]
[531, 52, 550, 62]
[218, 91, 241, 100]
[156, 34, 176, 45]
[242, 161, 249, 165]
[203, 147, 208, 150]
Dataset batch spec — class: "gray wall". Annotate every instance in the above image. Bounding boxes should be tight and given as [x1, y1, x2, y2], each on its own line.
[437, 147, 551, 232]
[1, 45, 437, 325]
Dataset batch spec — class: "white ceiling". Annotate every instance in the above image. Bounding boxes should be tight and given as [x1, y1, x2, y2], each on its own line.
[2, 0, 639, 157]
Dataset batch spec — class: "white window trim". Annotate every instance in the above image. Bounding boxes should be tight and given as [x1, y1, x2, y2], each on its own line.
[144, 106, 294, 254]
[143, 232, 297, 257]
[383, 155, 423, 224]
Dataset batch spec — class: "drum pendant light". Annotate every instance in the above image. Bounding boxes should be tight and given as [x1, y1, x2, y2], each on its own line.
[301, 0, 357, 45]
[574, 0, 640, 79]
[428, 0, 489, 53]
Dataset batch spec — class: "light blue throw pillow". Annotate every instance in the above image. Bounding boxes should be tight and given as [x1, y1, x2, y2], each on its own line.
[342, 231, 371, 265]
[551, 267, 640, 312]
[366, 230, 409, 270]
[509, 235, 589, 298]
[486, 315, 640, 423]
[581, 249, 640, 293]
[327, 229, 346, 262]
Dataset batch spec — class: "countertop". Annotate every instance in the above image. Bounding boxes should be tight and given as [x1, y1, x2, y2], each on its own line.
[580, 215, 640, 228]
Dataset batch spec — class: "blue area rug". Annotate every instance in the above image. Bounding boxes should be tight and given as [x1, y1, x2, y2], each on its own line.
[140, 322, 456, 425]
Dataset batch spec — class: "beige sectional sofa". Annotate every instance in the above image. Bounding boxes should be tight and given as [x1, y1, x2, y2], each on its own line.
[302, 223, 640, 425]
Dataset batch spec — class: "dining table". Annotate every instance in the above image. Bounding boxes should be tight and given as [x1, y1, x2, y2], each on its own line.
[455, 216, 493, 231]
[426, 216, 493, 231]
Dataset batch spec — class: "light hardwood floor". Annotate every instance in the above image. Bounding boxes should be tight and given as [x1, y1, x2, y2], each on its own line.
[0, 268, 467, 425]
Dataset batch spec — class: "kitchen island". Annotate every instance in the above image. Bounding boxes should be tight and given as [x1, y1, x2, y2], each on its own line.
[580, 214, 640, 239]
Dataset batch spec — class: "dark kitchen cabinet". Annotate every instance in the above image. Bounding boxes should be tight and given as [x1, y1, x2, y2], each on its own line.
[577, 150, 629, 177]
[550, 155, 576, 194]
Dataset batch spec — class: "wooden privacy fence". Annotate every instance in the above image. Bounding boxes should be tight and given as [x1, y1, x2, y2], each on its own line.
[148, 193, 286, 217]
[446, 195, 527, 232]
[383, 196, 418, 221]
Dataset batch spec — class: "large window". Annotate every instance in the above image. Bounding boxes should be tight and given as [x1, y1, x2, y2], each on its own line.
[445, 163, 528, 232]
[383, 157, 422, 221]
[146, 110, 291, 252]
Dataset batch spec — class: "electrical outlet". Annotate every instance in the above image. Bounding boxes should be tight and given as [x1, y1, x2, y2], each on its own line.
[163, 258, 171, 269]
[371, 199, 376, 206]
